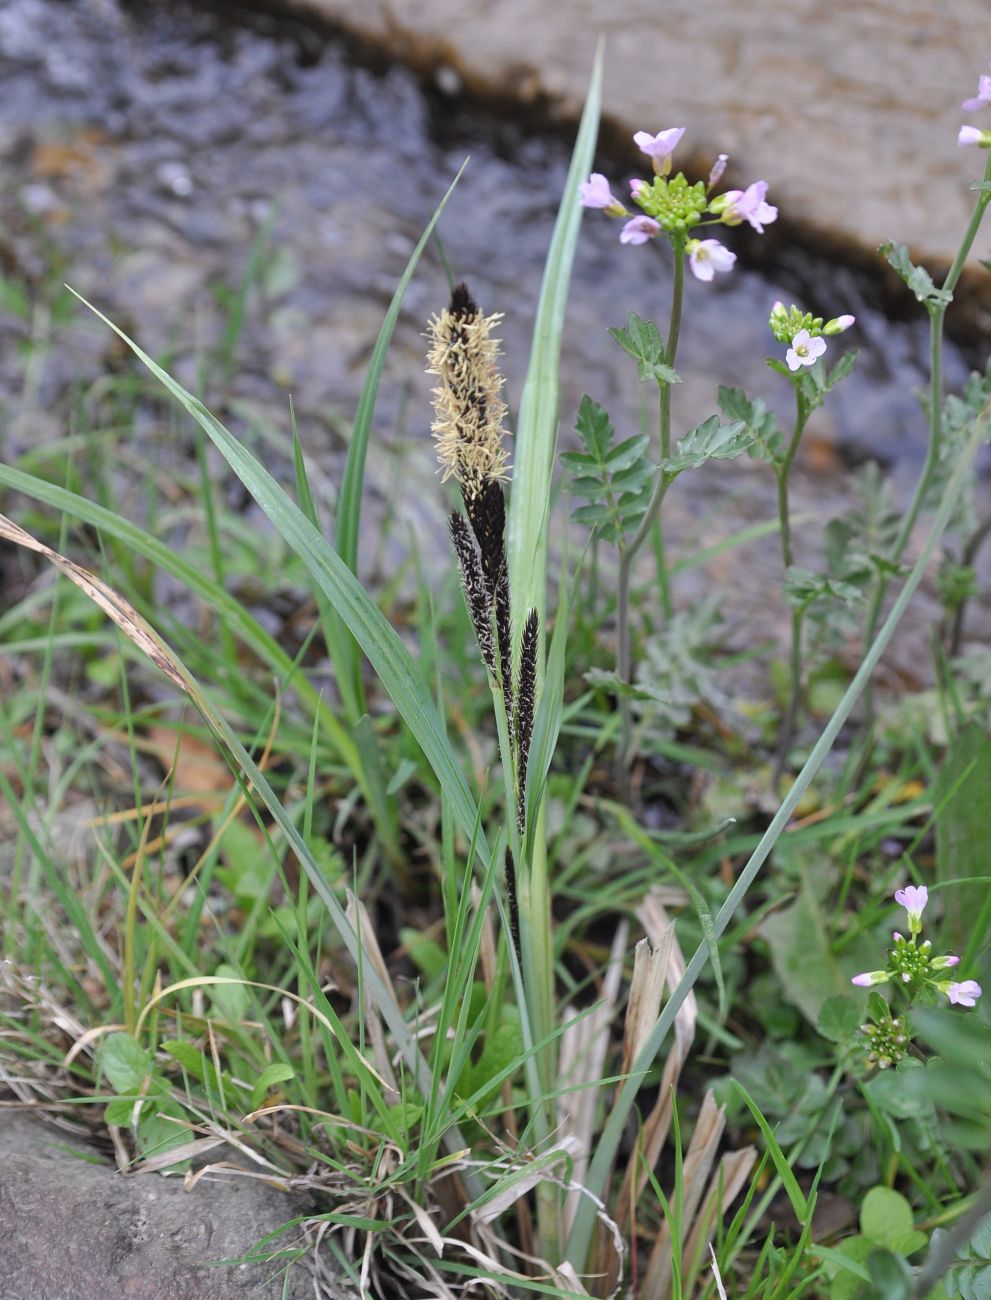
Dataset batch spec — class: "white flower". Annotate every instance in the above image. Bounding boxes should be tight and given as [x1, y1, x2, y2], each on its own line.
[686, 238, 736, 282]
[785, 329, 826, 371]
[947, 979, 982, 1007]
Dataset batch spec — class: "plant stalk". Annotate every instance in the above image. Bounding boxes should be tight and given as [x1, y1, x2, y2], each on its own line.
[615, 251, 685, 774]
[863, 150, 991, 696]
[773, 396, 809, 778]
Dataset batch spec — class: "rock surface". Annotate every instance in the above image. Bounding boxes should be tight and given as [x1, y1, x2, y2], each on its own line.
[277, 0, 991, 273]
[0, 1113, 319, 1300]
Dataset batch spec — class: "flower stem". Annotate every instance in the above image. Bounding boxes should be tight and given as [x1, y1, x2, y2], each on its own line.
[774, 396, 809, 778]
[614, 251, 685, 775]
[862, 149, 991, 711]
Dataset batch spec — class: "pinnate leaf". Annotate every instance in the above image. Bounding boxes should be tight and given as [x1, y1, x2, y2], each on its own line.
[663, 416, 753, 474]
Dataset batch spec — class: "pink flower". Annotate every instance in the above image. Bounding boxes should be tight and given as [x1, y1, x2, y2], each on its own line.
[579, 173, 625, 214]
[785, 329, 826, 371]
[852, 970, 890, 988]
[959, 125, 987, 147]
[947, 979, 982, 1007]
[717, 181, 778, 233]
[633, 127, 686, 174]
[894, 884, 928, 931]
[962, 72, 991, 111]
[931, 954, 960, 970]
[630, 178, 649, 199]
[619, 216, 661, 245]
[687, 238, 736, 282]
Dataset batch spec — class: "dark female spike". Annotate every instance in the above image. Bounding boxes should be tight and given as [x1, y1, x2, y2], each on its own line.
[504, 846, 522, 963]
[449, 512, 496, 676]
[464, 476, 507, 584]
[494, 567, 514, 746]
[515, 608, 539, 835]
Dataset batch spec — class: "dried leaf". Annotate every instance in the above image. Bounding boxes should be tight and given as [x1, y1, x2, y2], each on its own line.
[0, 513, 188, 692]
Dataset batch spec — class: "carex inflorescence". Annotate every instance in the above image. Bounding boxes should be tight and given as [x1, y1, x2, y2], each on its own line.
[427, 283, 539, 957]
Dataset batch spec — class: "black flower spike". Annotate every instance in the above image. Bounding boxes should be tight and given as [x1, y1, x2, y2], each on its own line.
[449, 513, 496, 676]
[515, 608, 538, 835]
[504, 845, 522, 963]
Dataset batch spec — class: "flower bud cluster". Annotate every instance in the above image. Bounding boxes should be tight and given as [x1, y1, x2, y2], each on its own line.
[860, 1011, 909, 1071]
[850, 885, 981, 1071]
[768, 302, 855, 373]
[578, 128, 779, 282]
[851, 885, 981, 1007]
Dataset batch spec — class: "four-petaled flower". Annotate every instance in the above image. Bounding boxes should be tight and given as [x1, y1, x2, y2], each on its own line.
[717, 180, 778, 233]
[620, 215, 661, 245]
[895, 884, 928, 933]
[947, 979, 982, 1007]
[687, 238, 736, 282]
[633, 127, 686, 174]
[786, 329, 826, 371]
[963, 69, 991, 111]
[579, 173, 626, 214]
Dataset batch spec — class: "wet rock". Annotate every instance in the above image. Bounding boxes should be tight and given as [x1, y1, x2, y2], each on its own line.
[0, 0, 986, 676]
[276, 0, 991, 274]
[0, 1113, 324, 1300]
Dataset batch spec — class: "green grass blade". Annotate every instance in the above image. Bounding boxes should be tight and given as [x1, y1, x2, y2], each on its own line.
[0, 462, 360, 773]
[331, 163, 467, 715]
[733, 1081, 808, 1221]
[336, 162, 467, 575]
[507, 46, 602, 645]
[69, 291, 490, 876]
[291, 419, 363, 724]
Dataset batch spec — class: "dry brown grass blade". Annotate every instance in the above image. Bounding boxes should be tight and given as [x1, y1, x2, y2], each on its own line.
[620, 931, 674, 1081]
[346, 893, 400, 1097]
[0, 513, 188, 692]
[596, 892, 697, 1294]
[626, 891, 697, 1178]
[560, 920, 628, 1236]
[641, 1090, 726, 1300]
[682, 1145, 757, 1288]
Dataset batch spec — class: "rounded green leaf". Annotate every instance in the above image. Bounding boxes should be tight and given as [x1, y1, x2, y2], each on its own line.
[99, 1032, 150, 1094]
[861, 1186, 914, 1250]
